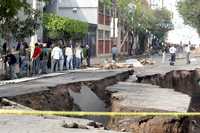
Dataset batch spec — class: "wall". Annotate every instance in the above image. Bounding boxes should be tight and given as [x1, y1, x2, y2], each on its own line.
[58, 0, 98, 24]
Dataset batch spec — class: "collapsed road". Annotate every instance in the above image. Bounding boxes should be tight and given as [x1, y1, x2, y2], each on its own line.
[0, 69, 132, 133]
[0, 65, 199, 133]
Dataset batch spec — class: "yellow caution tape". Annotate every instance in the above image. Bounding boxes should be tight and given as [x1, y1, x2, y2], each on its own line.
[0, 110, 199, 116]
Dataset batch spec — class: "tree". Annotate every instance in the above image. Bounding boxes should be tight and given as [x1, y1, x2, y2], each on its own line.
[43, 13, 88, 43]
[103, 0, 172, 54]
[150, 8, 173, 41]
[178, 0, 200, 34]
[0, 0, 49, 49]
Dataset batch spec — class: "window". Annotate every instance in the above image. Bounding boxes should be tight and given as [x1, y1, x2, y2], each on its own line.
[105, 8, 111, 16]
[105, 31, 110, 40]
[98, 30, 104, 40]
[98, 1, 104, 14]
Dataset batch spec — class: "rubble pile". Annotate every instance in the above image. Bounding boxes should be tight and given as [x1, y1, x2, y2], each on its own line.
[138, 58, 156, 65]
[93, 59, 144, 69]
[102, 63, 133, 69]
[93, 63, 132, 70]
[192, 47, 200, 54]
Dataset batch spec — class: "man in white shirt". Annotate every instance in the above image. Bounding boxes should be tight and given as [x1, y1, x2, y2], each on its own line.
[75, 46, 83, 69]
[59, 47, 64, 71]
[185, 43, 191, 64]
[65, 45, 73, 70]
[169, 45, 176, 65]
[51, 44, 62, 72]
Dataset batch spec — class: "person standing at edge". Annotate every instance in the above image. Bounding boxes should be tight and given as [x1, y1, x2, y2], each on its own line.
[185, 42, 191, 64]
[32, 43, 42, 75]
[85, 44, 91, 67]
[83, 44, 91, 67]
[75, 45, 83, 69]
[4, 50, 17, 79]
[169, 44, 176, 66]
[65, 45, 73, 70]
[111, 45, 118, 62]
[40, 43, 48, 74]
[51, 44, 61, 72]
[161, 44, 167, 64]
[59, 45, 64, 71]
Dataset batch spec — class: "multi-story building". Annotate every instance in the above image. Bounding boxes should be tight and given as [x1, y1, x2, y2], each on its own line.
[45, 0, 128, 56]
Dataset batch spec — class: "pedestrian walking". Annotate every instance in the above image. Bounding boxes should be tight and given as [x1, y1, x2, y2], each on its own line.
[65, 45, 73, 70]
[185, 43, 191, 64]
[161, 45, 167, 63]
[4, 50, 17, 79]
[169, 45, 176, 66]
[111, 45, 118, 62]
[32, 43, 42, 75]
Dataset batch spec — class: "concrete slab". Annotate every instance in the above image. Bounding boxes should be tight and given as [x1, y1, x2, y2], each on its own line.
[108, 82, 191, 112]
[0, 115, 123, 133]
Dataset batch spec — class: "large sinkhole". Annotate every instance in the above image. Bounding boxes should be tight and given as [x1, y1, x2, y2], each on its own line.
[136, 69, 200, 112]
[4, 71, 131, 127]
[136, 68, 200, 133]
[2, 68, 200, 133]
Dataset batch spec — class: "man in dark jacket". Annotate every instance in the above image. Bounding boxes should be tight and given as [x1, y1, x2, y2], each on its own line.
[4, 50, 17, 79]
[83, 45, 91, 67]
[3, 42, 7, 55]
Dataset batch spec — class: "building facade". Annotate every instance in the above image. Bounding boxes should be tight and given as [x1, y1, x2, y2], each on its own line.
[45, 0, 128, 56]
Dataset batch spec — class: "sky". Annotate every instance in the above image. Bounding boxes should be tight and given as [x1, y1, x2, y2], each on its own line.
[163, 0, 200, 45]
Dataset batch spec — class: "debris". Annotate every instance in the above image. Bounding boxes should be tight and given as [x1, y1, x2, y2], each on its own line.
[192, 48, 200, 54]
[102, 63, 133, 69]
[138, 58, 156, 65]
[62, 122, 89, 129]
[87, 121, 103, 128]
[121, 128, 127, 132]
[125, 59, 144, 67]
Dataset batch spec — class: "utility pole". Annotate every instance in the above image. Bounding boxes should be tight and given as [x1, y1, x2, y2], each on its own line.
[112, 0, 117, 46]
[161, 0, 164, 8]
[149, 0, 152, 8]
[30, 0, 38, 54]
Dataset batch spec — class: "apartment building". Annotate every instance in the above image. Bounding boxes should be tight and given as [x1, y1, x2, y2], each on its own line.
[45, 0, 123, 56]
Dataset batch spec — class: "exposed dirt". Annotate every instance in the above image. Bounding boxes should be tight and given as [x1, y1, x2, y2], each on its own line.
[8, 84, 74, 111]
[0, 98, 31, 110]
[136, 68, 200, 133]
[7, 71, 131, 111]
[2, 68, 198, 133]
[108, 116, 189, 133]
[137, 69, 200, 96]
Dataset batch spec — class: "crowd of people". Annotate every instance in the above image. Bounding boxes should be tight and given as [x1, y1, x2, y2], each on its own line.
[2, 39, 194, 79]
[162, 41, 192, 66]
[2, 41, 91, 79]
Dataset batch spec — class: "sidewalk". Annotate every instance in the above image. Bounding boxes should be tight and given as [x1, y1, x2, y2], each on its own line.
[0, 69, 131, 98]
[0, 72, 65, 86]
